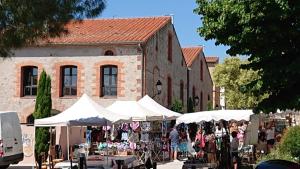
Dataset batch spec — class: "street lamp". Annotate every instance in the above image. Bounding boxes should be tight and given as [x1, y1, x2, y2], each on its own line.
[152, 80, 162, 98]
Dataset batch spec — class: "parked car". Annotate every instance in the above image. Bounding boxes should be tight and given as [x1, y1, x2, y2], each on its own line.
[256, 160, 300, 169]
[0, 111, 24, 168]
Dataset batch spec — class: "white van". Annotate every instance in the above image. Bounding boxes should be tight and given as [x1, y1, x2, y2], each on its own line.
[0, 111, 24, 168]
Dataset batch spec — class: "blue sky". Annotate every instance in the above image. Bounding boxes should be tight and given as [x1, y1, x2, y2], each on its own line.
[100, 0, 229, 61]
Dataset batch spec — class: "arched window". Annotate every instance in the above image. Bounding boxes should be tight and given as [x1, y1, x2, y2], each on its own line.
[104, 50, 114, 56]
[22, 66, 38, 96]
[167, 77, 172, 107]
[180, 81, 184, 105]
[168, 33, 172, 62]
[208, 94, 210, 101]
[61, 66, 77, 96]
[101, 65, 118, 96]
[200, 60, 203, 81]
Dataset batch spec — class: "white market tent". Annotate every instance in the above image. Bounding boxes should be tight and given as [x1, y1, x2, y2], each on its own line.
[107, 100, 164, 121]
[34, 94, 131, 160]
[176, 109, 253, 125]
[35, 93, 131, 127]
[138, 95, 182, 120]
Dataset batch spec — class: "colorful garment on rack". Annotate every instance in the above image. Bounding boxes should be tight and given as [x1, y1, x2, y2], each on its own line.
[140, 132, 149, 142]
[121, 132, 129, 141]
[130, 122, 140, 131]
[141, 122, 151, 131]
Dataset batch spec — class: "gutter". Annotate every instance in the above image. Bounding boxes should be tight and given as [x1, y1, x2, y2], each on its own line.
[138, 43, 146, 97]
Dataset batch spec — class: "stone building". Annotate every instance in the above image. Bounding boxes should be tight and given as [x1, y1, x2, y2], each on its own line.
[0, 16, 213, 123]
[183, 47, 213, 111]
[206, 56, 220, 109]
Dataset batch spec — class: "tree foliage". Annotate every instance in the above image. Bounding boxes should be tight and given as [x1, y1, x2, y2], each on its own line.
[279, 126, 300, 159]
[33, 70, 52, 159]
[213, 57, 267, 109]
[258, 126, 300, 163]
[195, 0, 300, 112]
[171, 99, 183, 113]
[0, 0, 106, 57]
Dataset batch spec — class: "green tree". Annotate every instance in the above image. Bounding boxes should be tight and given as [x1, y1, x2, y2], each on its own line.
[213, 57, 267, 109]
[0, 0, 106, 57]
[33, 70, 52, 161]
[279, 126, 300, 160]
[207, 101, 213, 111]
[171, 99, 183, 113]
[195, 0, 300, 112]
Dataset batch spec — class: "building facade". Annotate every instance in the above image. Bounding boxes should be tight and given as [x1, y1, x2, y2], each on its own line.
[183, 47, 213, 112]
[206, 56, 220, 109]
[0, 16, 213, 124]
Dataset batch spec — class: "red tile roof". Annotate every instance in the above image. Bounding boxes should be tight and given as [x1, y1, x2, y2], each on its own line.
[205, 56, 219, 63]
[182, 47, 203, 67]
[41, 16, 171, 45]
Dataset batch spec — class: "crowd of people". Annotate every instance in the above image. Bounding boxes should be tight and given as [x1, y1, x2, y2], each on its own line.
[168, 121, 248, 168]
[257, 121, 282, 155]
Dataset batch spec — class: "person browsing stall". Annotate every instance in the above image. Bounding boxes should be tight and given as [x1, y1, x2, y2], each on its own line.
[231, 131, 239, 169]
[169, 126, 179, 161]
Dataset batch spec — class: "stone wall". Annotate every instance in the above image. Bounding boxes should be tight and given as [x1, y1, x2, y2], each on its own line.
[144, 23, 188, 111]
[207, 62, 221, 109]
[189, 52, 213, 111]
[0, 45, 142, 123]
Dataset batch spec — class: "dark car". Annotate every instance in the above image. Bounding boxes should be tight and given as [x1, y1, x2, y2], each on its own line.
[256, 160, 300, 169]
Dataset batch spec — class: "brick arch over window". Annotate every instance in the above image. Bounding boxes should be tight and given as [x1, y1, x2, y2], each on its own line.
[104, 50, 114, 56]
[53, 61, 84, 98]
[15, 61, 43, 97]
[93, 61, 125, 97]
[102, 47, 116, 56]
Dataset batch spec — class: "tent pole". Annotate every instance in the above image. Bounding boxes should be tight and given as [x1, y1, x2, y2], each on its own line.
[106, 120, 109, 167]
[67, 126, 70, 160]
[33, 126, 36, 169]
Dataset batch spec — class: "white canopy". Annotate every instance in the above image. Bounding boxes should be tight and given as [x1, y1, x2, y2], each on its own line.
[176, 110, 253, 124]
[34, 94, 131, 127]
[138, 95, 182, 120]
[107, 101, 163, 121]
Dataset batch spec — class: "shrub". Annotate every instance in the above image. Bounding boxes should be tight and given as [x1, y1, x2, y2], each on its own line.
[279, 126, 300, 160]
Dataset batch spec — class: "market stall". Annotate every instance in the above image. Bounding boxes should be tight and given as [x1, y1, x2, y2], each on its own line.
[176, 110, 254, 168]
[34, 94, 132, 168]
[107, 100, 174, 163]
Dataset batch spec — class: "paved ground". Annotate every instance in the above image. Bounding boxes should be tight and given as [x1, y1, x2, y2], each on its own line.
[157, 160, 184, 169]
[8, 161, 184, 169]
[9, 167, 32, 169]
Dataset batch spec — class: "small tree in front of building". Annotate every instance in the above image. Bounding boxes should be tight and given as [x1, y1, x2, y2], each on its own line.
[207, 101, 213, 111]
[171, 99, 183, 113]
[33, 70, 52, 164]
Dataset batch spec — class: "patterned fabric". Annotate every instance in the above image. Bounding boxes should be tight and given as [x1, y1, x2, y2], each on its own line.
[130, 122, 140, 131]
[141, 122, 151, 131]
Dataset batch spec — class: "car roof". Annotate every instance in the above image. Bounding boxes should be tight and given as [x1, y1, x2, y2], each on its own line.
[256, 160, 300, 169]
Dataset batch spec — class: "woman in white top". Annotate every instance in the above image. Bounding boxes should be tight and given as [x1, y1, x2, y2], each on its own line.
[266, 123, 275, 153]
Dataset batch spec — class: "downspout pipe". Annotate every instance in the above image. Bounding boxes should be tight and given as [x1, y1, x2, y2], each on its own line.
[138, 43, 146, 97]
